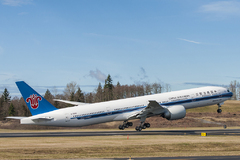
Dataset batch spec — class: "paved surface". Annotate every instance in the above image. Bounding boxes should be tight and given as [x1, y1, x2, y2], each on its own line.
[1, 129, 240, 138]
[56, 155, 240, 160]
[1, 129, 240, 160]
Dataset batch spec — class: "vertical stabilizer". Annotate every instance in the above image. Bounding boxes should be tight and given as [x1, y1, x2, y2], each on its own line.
[16, 81, 57, 116]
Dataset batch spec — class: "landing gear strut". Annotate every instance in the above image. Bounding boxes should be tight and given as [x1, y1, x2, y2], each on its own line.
[217, 103, 222, 113]
[119, 121, 133, 130]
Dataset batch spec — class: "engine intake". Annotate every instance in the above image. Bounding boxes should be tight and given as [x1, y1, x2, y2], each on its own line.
[163, 105, 186, 120]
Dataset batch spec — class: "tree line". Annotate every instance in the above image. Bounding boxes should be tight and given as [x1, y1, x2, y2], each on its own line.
[0, 75, 239, 120]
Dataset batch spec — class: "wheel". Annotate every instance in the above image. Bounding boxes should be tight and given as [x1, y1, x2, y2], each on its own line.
[217, 109, 222, 113]
[135, 126, 139, 131]
[145, 123, 150, 128]
[118, 125, 122, 130]
[138, 127, 142, 132]
[142, 125, 146, 129]
[125, 124, 129, 128]
[128, 122, 133, 126]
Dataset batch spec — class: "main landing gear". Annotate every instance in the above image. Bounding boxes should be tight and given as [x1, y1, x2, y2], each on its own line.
[135, 122, 150, 131]
[217, 103, 222, 113]
[119, 121, 133, 130]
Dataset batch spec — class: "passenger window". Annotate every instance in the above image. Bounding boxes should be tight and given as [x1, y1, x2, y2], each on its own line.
[207, 91, 210, 94]
[210, 91, 213, 94]
[199, 92, 202, 95]
[196, 93, 199, 96]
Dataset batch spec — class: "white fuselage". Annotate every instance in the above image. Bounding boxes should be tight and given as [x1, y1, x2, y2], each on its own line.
[21, 86, 232, 127]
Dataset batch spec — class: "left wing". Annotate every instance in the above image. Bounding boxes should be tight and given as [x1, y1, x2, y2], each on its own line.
[130, 100, 167, 119]
[54, 99, 88, 106]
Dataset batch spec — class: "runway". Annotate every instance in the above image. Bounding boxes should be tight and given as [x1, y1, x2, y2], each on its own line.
[1, 128, 240, 138]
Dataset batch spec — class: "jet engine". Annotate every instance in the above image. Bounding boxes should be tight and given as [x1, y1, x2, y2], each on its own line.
[162, 105, 186, 120]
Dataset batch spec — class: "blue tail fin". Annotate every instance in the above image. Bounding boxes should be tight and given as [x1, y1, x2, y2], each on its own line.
[16, 81, 58, 116]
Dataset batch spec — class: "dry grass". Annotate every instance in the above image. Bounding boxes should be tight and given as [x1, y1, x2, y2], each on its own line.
[187, 100, 240, 113]
[1, 135, 240, 159]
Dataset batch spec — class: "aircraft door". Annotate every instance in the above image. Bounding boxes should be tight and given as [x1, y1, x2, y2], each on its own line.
[106, 107, 112, 115]
[65, 113, 70, 122]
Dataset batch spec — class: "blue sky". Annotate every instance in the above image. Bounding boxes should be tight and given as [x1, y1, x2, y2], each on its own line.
[0, 0, 240, 97]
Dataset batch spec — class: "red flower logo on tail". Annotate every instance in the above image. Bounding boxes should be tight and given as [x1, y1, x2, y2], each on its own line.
[26, 94, 42, 109]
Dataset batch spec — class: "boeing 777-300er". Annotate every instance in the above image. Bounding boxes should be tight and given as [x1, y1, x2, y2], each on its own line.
[7, 81, 233, 131]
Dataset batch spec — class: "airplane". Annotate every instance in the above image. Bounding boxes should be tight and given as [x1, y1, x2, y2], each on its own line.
[7, 81, 233, 131]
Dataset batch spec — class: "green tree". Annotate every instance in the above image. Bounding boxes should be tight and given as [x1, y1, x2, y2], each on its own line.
[75, 87, 85, 102]
[95, 83, 103, 102]
[104, 74, 114, 101]
[2, 88, 11, 102]
[114, 81, 122, 99]
[8, 103, 15, 116]
[44, 89, 53, 100]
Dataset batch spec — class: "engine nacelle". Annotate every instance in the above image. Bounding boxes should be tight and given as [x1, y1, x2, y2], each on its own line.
[163, 105, 186, 120]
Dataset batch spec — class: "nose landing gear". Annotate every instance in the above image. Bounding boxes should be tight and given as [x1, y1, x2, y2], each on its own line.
[217, 103, 222, 113]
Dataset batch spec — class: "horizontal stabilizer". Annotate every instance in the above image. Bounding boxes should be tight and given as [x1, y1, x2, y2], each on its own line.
[32, 117, 54, 121]
[54, 99, 88, 106]
[6, 117, 26, 120]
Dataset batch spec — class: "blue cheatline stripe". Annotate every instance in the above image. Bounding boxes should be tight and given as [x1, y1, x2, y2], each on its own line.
[71, 92, 233, 120]
[162, 92, 233, 106]
[71, 107, 145, 120]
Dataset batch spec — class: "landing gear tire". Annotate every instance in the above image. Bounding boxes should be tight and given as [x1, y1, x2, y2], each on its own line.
[145, 123, 150, 128]
[128, 122, 133, 126]
[135, 126, 142, 131]
[135, 126, 139, 131]
[217, 103, 222, 114]
[119, 125, 125, 130]
[119, 121, 133, 130]
[217, 109, 222, 113]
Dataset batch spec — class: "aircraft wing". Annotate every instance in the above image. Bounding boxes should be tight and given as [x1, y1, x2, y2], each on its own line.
[6, 116, 27, 120]
[54, 99, 88, 106]
[31, 117, 54, 122]
[134, 100, 166, 119]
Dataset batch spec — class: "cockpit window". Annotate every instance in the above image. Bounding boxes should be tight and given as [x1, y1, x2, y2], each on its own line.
[227, 90, 230, 92]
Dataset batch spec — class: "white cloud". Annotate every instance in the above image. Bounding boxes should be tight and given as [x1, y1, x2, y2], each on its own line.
[177, 38, 201, 44]
[200, 1, 240, 17]
[2, 0, 32, 6]
[89, 69, 107, 83]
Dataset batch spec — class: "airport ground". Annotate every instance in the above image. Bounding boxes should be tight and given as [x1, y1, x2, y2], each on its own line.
[1, 128, 240, 159]
[0, 100, 240, 159]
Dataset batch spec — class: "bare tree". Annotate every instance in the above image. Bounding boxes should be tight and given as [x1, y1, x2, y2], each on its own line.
[229, 80, 240, 100]
[152, 82, 163, 94]
[144, 83, 152, 95]
[164, 83, 171, 92]
[63, 81, 78, 100]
